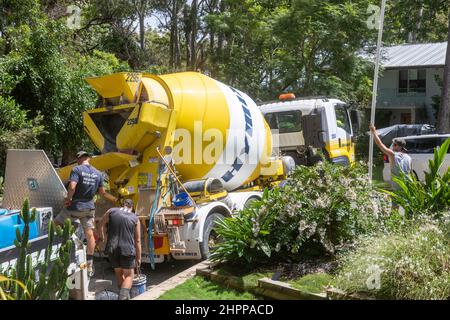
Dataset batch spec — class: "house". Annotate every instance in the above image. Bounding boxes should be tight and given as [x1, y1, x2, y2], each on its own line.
[374, 42, 447, 127]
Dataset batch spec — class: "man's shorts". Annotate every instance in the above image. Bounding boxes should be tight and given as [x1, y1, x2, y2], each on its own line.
[108, 250, 136, 269]
[54, 207, 96, 230]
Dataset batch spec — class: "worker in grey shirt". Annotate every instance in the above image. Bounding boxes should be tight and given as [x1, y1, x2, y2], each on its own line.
[370, 124, 412, 189]
[99, 199, 141, 300]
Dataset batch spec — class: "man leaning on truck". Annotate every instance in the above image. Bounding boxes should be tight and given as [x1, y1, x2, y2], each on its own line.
[54, 150, 117, 277]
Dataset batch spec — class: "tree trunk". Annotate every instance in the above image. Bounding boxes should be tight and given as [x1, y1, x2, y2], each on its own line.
[183, 4, 191, 68]
[169, 0, 177, 69]
[175, 17, 181, 69]
[217, 0, 225, 57]
[437, 13, 450, 133]
[139, 12, 145, 50]
[408, 1, 423, 43]
[61, 149, 76, 167]
[190, 0, 198, 70]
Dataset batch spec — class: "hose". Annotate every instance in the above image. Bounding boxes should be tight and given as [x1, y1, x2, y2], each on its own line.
[147, 159, 164, 270]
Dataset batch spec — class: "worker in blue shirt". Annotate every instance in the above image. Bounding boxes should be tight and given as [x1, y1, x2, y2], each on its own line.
[54, 151, 117, 277]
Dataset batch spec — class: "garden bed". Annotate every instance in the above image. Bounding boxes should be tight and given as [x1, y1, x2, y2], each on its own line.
[196, 261, 335, 300]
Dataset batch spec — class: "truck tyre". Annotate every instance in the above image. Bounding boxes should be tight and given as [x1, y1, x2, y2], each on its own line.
[243, 197, 259, 209]
[200, 213, 224, 259]
[286, 152, 304, 166]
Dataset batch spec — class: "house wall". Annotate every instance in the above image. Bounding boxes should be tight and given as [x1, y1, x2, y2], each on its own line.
[375, 67, 443, 126]
[425, 67, 444, 106]
[378, 69, 398, 92]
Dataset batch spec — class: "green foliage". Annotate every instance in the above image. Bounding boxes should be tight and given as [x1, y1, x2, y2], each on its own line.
[0, 199, 75, 300]
[0, 1, 129, 165]
[333, 214, 450, 300]
[0, 275, 29, 300]
[207, 0, 376, 104]
[288, 273, 332, 294]
[0, 95, 45, 176]
[384, 138, 450, 217]
[384, 0, 449, 43]
[211, 161, 391, 265]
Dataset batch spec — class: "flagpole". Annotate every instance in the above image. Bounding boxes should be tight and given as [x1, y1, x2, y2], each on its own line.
[368, 0, 387, 183]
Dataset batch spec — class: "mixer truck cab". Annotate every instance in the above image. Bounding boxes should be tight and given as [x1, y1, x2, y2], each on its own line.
[53, 72, 294, 266]
[259, 95, 359, 166]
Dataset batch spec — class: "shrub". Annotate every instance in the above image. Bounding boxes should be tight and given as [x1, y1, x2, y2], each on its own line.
[333, 214, 450, 300]
[384, 138, 450, 218]
[211, 161, 391, 264]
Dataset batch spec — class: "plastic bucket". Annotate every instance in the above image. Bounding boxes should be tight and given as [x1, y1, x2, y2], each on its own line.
[130, 275, 147, 298]
[173, 192, 193, 207]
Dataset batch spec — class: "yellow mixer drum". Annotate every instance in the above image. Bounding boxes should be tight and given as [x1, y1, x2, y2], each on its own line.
[85, 72, 273, 191]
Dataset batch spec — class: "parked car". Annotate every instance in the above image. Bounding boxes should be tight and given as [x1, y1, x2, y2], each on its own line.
[383, 134, 450, 182]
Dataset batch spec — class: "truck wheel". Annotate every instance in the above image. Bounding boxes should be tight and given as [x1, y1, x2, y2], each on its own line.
[243, 197, 259, 209]
[200, 213, 224, 259]
[286, 152, 304, 166]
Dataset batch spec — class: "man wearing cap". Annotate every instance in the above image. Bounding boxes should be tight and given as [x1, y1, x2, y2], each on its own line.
[370, 124, 412, 189]
[55, 151, 118, 277]
[99, 199, 141, 300]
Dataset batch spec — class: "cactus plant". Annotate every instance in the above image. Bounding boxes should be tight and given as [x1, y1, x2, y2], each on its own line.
[0, 198, 74, 300]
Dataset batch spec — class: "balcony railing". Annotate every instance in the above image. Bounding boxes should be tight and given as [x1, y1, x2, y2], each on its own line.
[376, 88, 427, 108]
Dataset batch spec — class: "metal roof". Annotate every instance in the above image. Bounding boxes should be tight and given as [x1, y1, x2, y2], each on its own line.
[381, 42, 447, 69]
[258, 98, 345, 114]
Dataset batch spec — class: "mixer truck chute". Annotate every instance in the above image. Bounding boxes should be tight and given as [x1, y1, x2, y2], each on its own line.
[57, 72, 293, 265]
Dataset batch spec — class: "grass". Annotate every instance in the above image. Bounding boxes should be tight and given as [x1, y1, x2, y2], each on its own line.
[287, 273, 332, 294]
[157, 276, 259, 300]
[215, 265, 273, 290]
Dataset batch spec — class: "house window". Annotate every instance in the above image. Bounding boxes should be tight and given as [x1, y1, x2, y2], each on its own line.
[398, 69, 426, 94]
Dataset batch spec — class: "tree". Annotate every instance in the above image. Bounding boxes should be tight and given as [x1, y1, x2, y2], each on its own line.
[0, 1, 128, 165]
[131, 0, 154, 51]
[205, 0, 375, 103]
[385, 0, 449, 44]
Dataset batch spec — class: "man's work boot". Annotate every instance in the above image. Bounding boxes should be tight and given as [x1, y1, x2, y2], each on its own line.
[87, 261, 95, 278]
[119, 288, 131, 300]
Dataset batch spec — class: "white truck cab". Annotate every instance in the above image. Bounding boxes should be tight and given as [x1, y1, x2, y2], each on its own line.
[259, 96, 359, 166]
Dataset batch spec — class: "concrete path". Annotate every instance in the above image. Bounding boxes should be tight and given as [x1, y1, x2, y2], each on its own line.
[87, 257, 208, 300]
[133, 260, 210, 300]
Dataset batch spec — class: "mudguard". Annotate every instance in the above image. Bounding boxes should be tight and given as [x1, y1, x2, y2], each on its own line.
[226, 191, 262, 212]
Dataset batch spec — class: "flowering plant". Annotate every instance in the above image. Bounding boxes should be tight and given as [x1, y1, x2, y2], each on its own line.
[211, 161, 391, 264]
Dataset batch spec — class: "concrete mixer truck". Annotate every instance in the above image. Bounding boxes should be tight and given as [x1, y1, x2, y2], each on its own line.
[47, 72, 293, 266]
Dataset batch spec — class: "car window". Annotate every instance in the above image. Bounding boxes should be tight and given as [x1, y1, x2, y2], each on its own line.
[264, 111, 302, 134]
[264, 113, 278, 129]
[405, 138, 442, 153]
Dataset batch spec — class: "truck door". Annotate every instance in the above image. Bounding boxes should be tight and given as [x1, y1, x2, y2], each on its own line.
[302, 110, 326, 148]
[333, 104, 355, 164]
